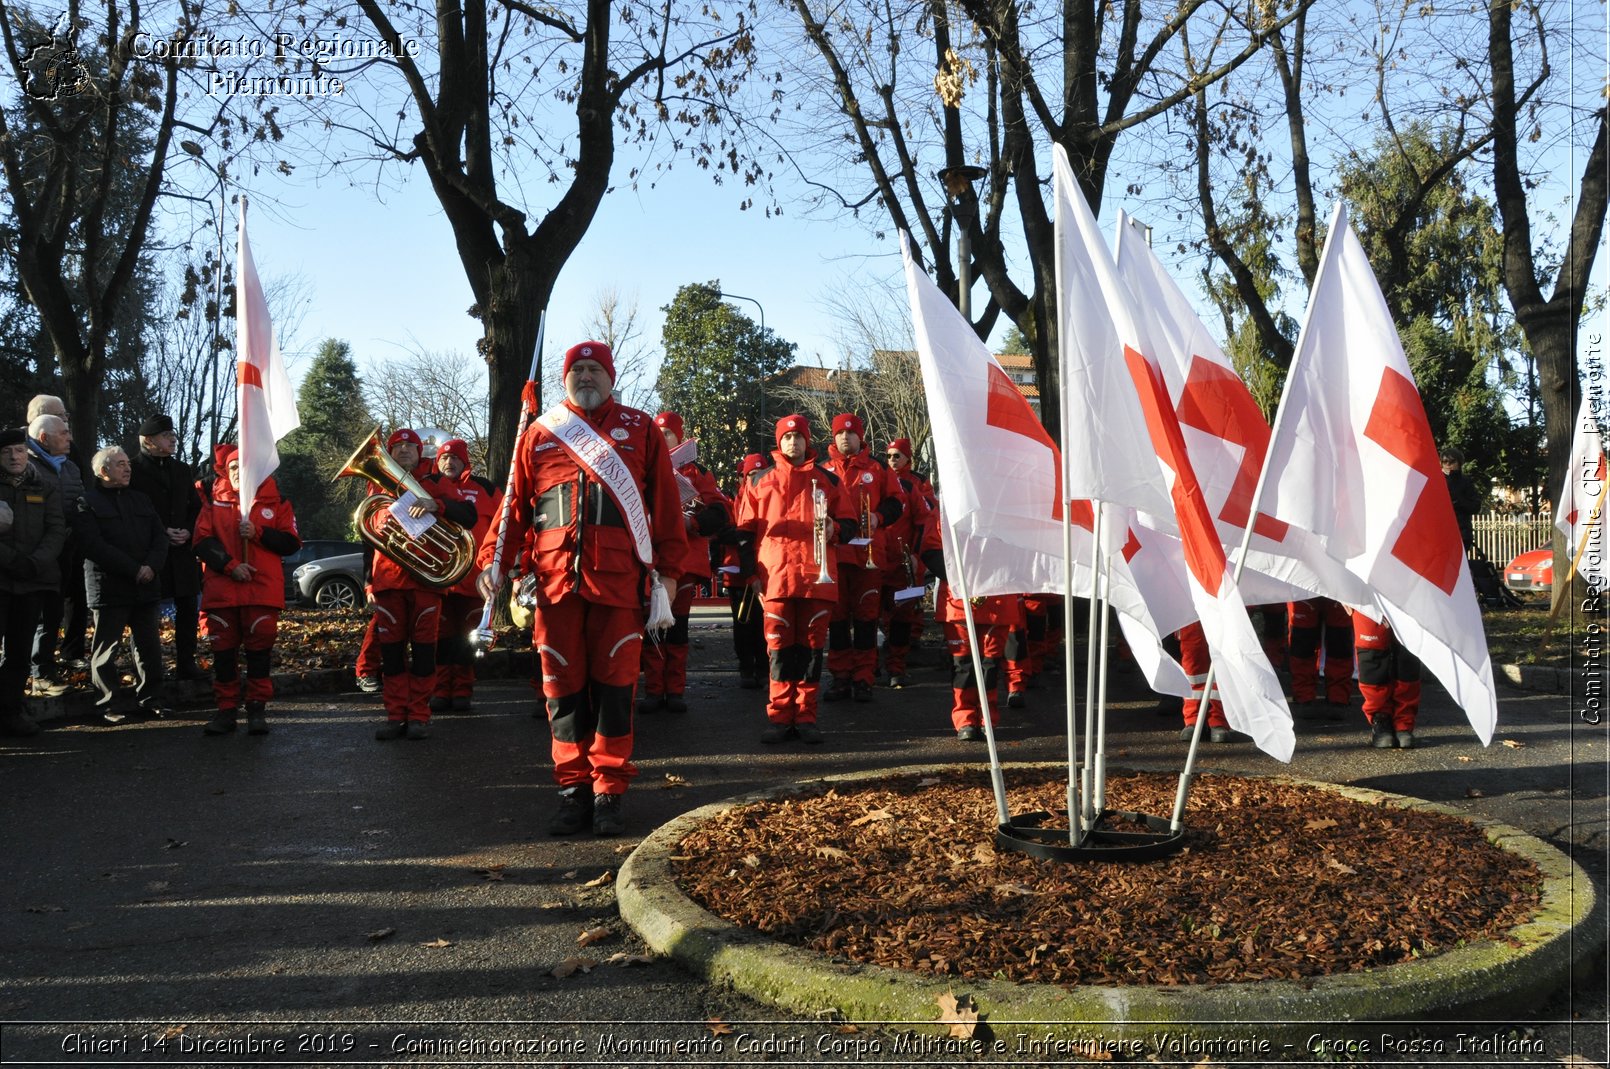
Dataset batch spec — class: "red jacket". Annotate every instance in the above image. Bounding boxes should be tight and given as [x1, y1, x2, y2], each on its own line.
[882, 468, 935, 584]
[482, 397, 687, 609]
[433, 470, 501, 598]
[670, 461, 730, 581]
[194, 476, 301, 610]
[736, 449, 856, 600]
[822, 445, 904, 568]
[370, 471, 480, 594]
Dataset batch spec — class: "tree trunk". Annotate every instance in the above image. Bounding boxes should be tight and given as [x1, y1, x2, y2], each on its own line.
[480, 248, 552, 486]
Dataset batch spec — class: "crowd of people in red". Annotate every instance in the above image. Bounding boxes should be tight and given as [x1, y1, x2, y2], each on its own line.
[3, 349, 1426, 841]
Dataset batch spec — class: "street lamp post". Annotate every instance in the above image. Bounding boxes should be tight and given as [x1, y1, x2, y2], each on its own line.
[715, 289, 769, 455]
[936, 165, 988, 320]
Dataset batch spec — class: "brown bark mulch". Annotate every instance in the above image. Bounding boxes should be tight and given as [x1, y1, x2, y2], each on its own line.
[672, 768, 1542, 988]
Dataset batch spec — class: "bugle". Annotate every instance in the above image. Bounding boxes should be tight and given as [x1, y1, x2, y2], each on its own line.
[860, 493, 879, 569]
[813, 485, 836, 585]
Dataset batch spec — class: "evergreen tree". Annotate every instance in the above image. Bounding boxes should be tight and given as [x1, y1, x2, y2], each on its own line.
[277, 339, 374, 538]
[657, 282, 797, 485]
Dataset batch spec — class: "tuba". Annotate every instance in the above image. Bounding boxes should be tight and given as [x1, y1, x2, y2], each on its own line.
[335, 428, 477, 590]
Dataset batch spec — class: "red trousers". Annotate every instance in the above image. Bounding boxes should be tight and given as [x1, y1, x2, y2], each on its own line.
[1288, 598, 1353, 704]
[373, 589, 442, 724]
[433, 593, 482, 701]
[640, 579, 698, 697]
[827, 564, 882, 685]
[356, 614, 380, 678]
[762, 596, 833, 725]
[530, 594, 643, 795]
[204, 606, 278, 709]
[1177, 622, 1227, 728]
[1354, 615, 1421, 731]
[948, 621, 1014, 730]
[879, 583, 926, 677]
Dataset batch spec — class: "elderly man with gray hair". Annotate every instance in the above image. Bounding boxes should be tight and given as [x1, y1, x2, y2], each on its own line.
[26, 412, 87, 691]
[76, 445, 170, 722]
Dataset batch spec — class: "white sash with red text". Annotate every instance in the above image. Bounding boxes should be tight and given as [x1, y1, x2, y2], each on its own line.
[537, 404, 655, 567]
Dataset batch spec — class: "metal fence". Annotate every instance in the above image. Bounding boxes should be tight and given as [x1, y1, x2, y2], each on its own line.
[1471, 512, 1552, 564]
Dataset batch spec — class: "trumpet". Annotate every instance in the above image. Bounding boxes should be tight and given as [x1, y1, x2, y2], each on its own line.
[860, 494, 879, 570]
[813, 485, 836, 585]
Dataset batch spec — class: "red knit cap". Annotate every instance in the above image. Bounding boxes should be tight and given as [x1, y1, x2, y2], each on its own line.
[386, 428, 422, 449]
[213, 443, 238, 478]
[740, 452, 766, 475]
[563, 341, 615, 382]
[886, 437, 912, 456]
[437, 438, 470, 469]
[831, 413, 864, 438]
[776, 414, 811, 447]
[654, 412, 685, 439]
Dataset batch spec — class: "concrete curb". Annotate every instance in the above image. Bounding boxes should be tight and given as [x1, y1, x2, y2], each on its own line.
[618, 763, 1600, 1046]
[23, 648, 533, 726]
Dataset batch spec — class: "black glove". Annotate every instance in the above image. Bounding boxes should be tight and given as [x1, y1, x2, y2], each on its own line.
[7, 555, 39, 581]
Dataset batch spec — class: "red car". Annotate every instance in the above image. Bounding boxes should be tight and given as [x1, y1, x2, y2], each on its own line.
[1504, 547, 1553, 594]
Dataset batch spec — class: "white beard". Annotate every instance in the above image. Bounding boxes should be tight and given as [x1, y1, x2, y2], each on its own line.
[570, 385, 607, 411]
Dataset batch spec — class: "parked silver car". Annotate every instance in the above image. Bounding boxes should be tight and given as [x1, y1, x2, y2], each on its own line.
[291, 550, 365, 609]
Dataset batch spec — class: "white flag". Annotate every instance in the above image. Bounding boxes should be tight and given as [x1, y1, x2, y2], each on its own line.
[1261, 202, 1496, 744]
[1556, 393, 1608, 591]
[235, 199, 299, 516]
[1111, 213, 1376, 612]
[900, 232, 1192, 697]
[1053, 145, 1294, 761]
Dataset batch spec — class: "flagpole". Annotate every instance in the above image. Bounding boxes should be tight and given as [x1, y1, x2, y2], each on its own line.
[1093, 556, 1113, 816]
[1080, 505, 1103, 837]
[235, 195, 252, 574]
[1542, 476, 1610, 646]
[471, 310, 546, 655]
[1056, 193, 1081, 843]
[943, 504, 1011, 827]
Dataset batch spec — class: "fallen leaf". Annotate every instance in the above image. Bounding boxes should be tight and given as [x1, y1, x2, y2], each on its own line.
[706, 1017, 733, 1036]
[604, 952, 655, 966]
[550, 957, 597, 978]
[1501, 738, 1526, 749]
[993, 883, 1038, 897]
[25, 904, 65, 914]
[815, 845, 849, 860]
[367, 928, 396, 941]
[663, 773, 690, 787]
[741, 854, 762, 868]
[160, 1025, 187, 1041]
[1304, 818, 1339, 831]
[1466, 787, 1486, 798]
[477, 870, 506, 882]
[916, 777, 942, 787]
[972, 843, 994, 864]
[583, 871, 614, 888]
[851, 808, 894, 827]
[1324, 857, 1358, 876]
[163, 838, 187, 850]
[420, 938, 452, 948]
[835, 1024, 860, 1034]
[1457, 755, 1474, 762]
[577, 927, 611, 947]
[936, 991, 979, 1039]
[561, 870, 578, 880]
[614, 844, 634, 855]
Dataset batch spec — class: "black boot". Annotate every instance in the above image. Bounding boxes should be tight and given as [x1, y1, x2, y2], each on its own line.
[203, 709, 237, 736]
[547, 786, 593, 836]
[245, 701, 269, 736]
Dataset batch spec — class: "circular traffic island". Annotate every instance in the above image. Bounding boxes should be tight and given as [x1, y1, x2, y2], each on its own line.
[619, 764, 1598, 1051]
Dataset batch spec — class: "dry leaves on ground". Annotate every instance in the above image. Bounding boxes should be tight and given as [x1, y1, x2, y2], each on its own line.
[936, 992, 979, 1039]
[673, 768, 1542, 988]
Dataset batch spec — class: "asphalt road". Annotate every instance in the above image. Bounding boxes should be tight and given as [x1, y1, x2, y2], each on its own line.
[1, 617, 1605, 1067]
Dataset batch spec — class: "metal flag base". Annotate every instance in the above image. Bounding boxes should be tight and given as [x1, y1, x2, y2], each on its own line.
[996, 808, 1187, 862]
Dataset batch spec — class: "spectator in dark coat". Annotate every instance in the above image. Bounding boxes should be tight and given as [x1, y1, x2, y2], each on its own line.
[128, 414, 205, 680]
[1, 427, 66, 736]
[26, 412, 87, 690]
[1440, 447, 1484, 554]
[78, 446, 169, 721]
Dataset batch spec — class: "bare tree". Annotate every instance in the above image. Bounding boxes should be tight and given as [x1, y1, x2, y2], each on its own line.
[365, 348, 492, 469]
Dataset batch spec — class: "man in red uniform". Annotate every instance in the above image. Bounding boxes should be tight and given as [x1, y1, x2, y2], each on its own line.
[1352, 612, 1420, 749]
[430, 439, 500, 712]
[878, 438, 932, 688]
[820, 413, 904, 702]
[1288, 597, 1353, 719]
[478, 342, 686, 837]
[638, 411, 731, 714]
[735, 415, 856, 743]
[355, 443, 435, 693]
[722, 453, 768, 689]
[371, 428, 480, 741]
[194, 447, 302, 736]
